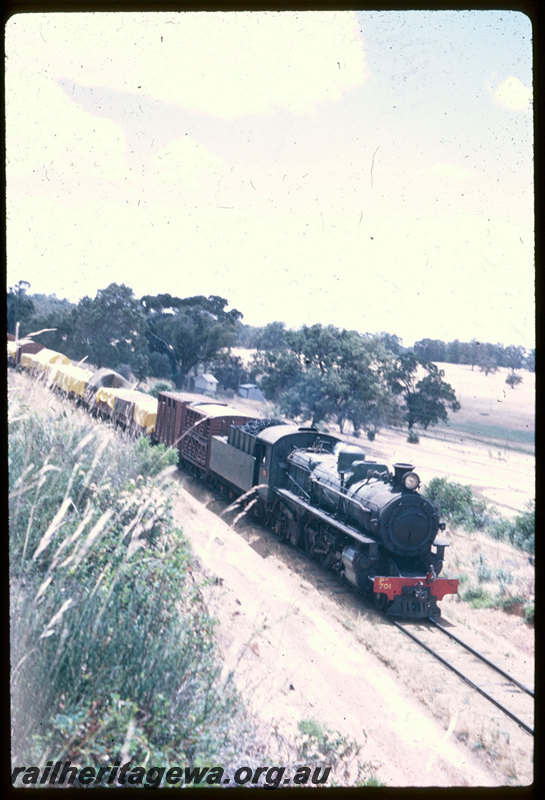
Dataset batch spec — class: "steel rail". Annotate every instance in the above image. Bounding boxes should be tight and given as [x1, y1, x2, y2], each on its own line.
[392, 620, 534, 737]
[427, 617, 534, 697]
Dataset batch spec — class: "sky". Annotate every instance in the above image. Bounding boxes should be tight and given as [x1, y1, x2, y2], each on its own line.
[5, 9, 534, 348]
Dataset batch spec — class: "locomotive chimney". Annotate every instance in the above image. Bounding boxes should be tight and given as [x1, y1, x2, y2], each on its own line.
[393, 463, 414, 487]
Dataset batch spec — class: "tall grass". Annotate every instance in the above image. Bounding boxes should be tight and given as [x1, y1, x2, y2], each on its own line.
[9, 382, 244, 768]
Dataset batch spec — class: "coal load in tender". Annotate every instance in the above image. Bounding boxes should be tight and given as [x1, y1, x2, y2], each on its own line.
[235, 419, 286, 436]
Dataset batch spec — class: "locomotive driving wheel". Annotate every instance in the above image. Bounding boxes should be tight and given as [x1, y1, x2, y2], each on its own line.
[304, 526, 333, 568]
[272, 509, 290, 542]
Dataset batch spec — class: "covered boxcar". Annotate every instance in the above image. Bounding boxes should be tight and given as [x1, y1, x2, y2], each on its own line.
[155, 391, 255, 476]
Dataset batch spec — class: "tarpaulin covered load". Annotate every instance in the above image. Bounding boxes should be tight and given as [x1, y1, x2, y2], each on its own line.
[133, 396, 158, 436]
[92, 387, 157, 435]
[94, 385, 125, 416]
[112, 389, 150, 429]
[15, 340, 45, 365]
[20, 348, 70, 372]
[46, 363, 94, 398]
[7, 341, 17, 364]
[83, 368, 130, 408]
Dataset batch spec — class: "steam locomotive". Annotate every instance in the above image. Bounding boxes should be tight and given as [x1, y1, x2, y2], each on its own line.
[202, 416, 458, 618]
[9, 343, 458, 618]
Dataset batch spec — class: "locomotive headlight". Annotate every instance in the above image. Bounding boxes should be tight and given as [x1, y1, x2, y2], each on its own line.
[402, 471, 420, 491]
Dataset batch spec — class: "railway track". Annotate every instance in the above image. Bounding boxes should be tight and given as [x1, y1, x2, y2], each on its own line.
[392, 616, 534, 736]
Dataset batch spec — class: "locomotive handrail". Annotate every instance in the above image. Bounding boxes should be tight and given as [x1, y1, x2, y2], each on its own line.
[286, 473, 311, 501]
[308, 475, 373, 514]
[274, 488, 376, 545]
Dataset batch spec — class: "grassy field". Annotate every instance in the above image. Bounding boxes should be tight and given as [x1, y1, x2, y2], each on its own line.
[428, 363, 534, 452]
[230, 350, 534, 451]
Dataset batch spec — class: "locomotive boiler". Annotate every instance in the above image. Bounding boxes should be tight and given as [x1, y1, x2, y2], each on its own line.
[281, 441, 457, 616]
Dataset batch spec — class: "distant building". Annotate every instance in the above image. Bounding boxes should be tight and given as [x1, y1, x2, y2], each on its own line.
[238, 383, 266, 402]
[194, 373, 218, 394]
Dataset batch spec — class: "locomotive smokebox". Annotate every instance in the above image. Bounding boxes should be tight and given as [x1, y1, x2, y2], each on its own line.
[393, 463, 415, 488]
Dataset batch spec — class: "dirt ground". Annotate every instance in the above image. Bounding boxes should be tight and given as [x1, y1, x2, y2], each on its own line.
[171, 476, 534, 787]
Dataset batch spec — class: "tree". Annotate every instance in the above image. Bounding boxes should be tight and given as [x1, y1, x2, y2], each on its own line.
[144, 295, 242, 388]
[253, 324, 392, 434]
[476, 343, 500, 376]
[387, 352, 460, 431]
[276, 367, 335, 427]
[503, 345, 525, 371]
[7, 280, 34, 335]
[506, 371, 523, 389]
[73, 283, 151, 378]
[414, 338, 447, 362]
[256, 321, 289, 351]
[374, 332, 403, 356]
[235, 324, 261, 349]
[251, 349, 303, 398]
[461, 339, 480, 370]
[208, 353, 248, 392]
[445, 339, 461, 364]
[21, 294, 77, 355]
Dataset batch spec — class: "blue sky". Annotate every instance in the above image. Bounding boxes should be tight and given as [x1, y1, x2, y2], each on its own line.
[5, 10, 534, 348]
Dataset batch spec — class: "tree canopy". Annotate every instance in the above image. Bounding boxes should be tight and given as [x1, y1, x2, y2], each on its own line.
[142, 294, 242, 387]
[386, 352, 461, 430]
[252, 324, 398, 435]
[72, 283, 151, 378]
[7, 281, 34, 335]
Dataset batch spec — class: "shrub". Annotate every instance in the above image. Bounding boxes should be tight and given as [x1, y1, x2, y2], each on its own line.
[423, 477, 488, 531]
[489, 502, 535, 555]
[147, 380, 174, 398]
[473, 553, 492, 583]
[407, 430, 420, 444]
[505, 372, 523, 389]
[461, 586, 495, 608]
[295, 720, 380, 786]
[523, 603, 534, 625]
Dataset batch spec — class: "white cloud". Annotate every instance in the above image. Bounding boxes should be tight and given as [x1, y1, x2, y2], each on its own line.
[6, 11, 369, 119]
[488, 76, 532, 112]
[430, 162, 473, 181]
[150, 138, 226, 185]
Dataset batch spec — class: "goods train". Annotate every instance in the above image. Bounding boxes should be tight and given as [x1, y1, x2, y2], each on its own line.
[8, 339, 458, 618]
